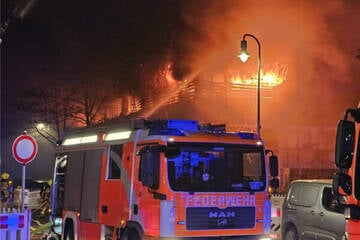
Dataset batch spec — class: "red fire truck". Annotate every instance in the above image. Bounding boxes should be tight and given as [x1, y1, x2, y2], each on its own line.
[50, 119, 278, 240]
[333, 106, 360, 239]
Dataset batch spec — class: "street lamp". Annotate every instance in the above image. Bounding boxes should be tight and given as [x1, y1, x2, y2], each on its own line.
[33, 123, 59, 146]
[238, 33, 261, 137]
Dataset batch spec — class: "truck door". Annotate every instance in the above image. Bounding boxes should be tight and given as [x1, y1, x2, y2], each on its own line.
[135, 144, 162, 235]
[63, 149, 103, 223]
[98, 144, 130, 225]
[80, 149, 103, 223]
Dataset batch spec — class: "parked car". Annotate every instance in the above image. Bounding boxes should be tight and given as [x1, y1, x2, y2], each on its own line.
[282, 179, 346, 240]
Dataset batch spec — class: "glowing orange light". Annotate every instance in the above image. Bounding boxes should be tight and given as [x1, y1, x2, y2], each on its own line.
[230, 64, 287, 89]
[262, 72, 284, 87]
[165, 63, 176, 83]
[230, 71, 284, 88]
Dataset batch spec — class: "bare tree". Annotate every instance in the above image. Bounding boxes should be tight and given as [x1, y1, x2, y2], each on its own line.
[16, 79, 76, 143]
[70, 79, 109, 127]
[16, 76, 110, 143]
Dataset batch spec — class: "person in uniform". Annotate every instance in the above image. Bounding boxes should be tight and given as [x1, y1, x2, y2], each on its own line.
[1, 172, 14, 205]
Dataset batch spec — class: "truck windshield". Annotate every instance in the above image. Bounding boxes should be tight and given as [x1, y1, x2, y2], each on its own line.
[166, 143, 266, 192]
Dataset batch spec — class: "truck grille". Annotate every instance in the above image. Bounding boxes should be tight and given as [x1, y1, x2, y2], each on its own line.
[186, 207, 255, 230]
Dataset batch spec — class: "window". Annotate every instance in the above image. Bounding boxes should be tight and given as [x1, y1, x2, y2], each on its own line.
[288, 184, 318, 207]
[53, 154, 68, 218]
[139, 147, 160, 189]
[322, 187, 345, 214]
[243, 152, 261, 178]
[166, 143, 265, 192]
[108, 145, 123, 179]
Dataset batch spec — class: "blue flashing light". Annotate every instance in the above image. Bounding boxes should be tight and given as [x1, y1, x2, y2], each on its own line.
[237, 132, 259, 140]
[167, 120, 198, 131]
[148, 128, 185, 136]
[250, 181, 264, 190]
[213, 147, 225, 151]
[264, 199, 272, 233]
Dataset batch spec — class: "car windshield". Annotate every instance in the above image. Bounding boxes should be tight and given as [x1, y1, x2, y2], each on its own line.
[166, 143, 266, 192]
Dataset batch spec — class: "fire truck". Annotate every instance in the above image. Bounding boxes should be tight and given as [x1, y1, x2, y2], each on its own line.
[50, 119, 279, 240]
[333, 106, 360, 239]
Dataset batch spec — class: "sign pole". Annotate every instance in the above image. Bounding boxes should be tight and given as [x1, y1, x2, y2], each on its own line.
[12, 133, 38, 212]
[21, 164, 26, 211]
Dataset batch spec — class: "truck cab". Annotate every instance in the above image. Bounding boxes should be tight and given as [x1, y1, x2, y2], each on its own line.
[50, 119, 279, 240]
[333, 106, 360, 239]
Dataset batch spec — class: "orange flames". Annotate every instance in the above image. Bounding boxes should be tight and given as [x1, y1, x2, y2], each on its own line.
[230, 63, 288, 89]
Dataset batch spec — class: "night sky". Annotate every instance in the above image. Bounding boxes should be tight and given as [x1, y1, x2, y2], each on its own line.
[2, 0, 181, 92]
[1, 0, 360, 179]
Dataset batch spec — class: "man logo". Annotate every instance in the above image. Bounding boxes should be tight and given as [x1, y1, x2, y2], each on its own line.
[217, 218, 228, 226]
[209, 211, 236, 218]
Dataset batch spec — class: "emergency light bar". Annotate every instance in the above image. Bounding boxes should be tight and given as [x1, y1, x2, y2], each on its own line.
[167, 119, 198, 131]
[104, 131, 131, 141]
[146, 119, 199, 136]
[145, 119, 199, 131]
[62, 134, 98, 146]
[237, 132, 259, 140]
[199, 123, 226, 134]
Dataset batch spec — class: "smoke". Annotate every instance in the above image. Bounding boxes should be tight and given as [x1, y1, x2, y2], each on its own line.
[169, 0, 360, 125]
[176, 0, 359, 76]
[154, 0, 359, 173]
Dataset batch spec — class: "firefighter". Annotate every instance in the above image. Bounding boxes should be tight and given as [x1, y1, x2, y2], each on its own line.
[40, 179, 52, 215]
[1, 172, 14, 205]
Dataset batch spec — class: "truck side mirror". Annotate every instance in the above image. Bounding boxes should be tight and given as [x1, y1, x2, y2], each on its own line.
[333, 172, 352, 195]
[165, 147, 181, 159]
[269, 155, 279, 177]
[139, 148, 160, 189]
[270, 178, 279, 189]
[335, 120, 355, 169]
[355, 146, 360, 200]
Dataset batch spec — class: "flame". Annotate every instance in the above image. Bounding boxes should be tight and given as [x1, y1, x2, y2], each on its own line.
[230, 63, 287, 89]
[165, 63, 177, 83]
[230, 71, 284, 88]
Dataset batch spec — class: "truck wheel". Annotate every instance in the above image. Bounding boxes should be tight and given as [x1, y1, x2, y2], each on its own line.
[121, 227, 142, 240]
[284, 226, 298, 240]
[63, 222, 75, 240]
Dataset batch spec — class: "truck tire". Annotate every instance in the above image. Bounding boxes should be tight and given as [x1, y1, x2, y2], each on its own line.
[63, 222, 75, 240]
[121, 227, 143, 240]
[284, 226, 298, 240]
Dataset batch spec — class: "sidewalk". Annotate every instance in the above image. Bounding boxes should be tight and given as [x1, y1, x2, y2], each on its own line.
[31, 210, 54, 240]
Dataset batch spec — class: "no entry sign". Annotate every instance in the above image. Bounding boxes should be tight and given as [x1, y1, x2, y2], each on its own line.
[12, 134, 38, 165]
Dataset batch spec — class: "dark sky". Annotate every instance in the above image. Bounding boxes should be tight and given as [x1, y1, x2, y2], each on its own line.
[1, 0, 182, 91]
[1, 0, 190, 178]
[1, 0, 182, 134]
[2, 0, 359, 111]
[1, 0, 360, 179]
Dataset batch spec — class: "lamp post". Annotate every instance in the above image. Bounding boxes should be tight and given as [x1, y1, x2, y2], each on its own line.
[238, 33, 261, 137]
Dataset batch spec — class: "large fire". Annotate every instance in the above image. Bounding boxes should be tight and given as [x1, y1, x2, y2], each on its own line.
[230, 63, 287, 89]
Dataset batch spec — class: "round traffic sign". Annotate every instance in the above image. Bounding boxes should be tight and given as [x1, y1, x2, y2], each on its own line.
[12, 134, 38, 165]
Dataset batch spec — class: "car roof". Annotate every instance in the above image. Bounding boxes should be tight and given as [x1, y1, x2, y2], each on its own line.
[290, 179, 332, 185]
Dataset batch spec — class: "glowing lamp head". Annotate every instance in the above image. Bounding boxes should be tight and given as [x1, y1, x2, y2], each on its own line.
[238, 39, 250, 62]
[36, 123, 45, 130]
